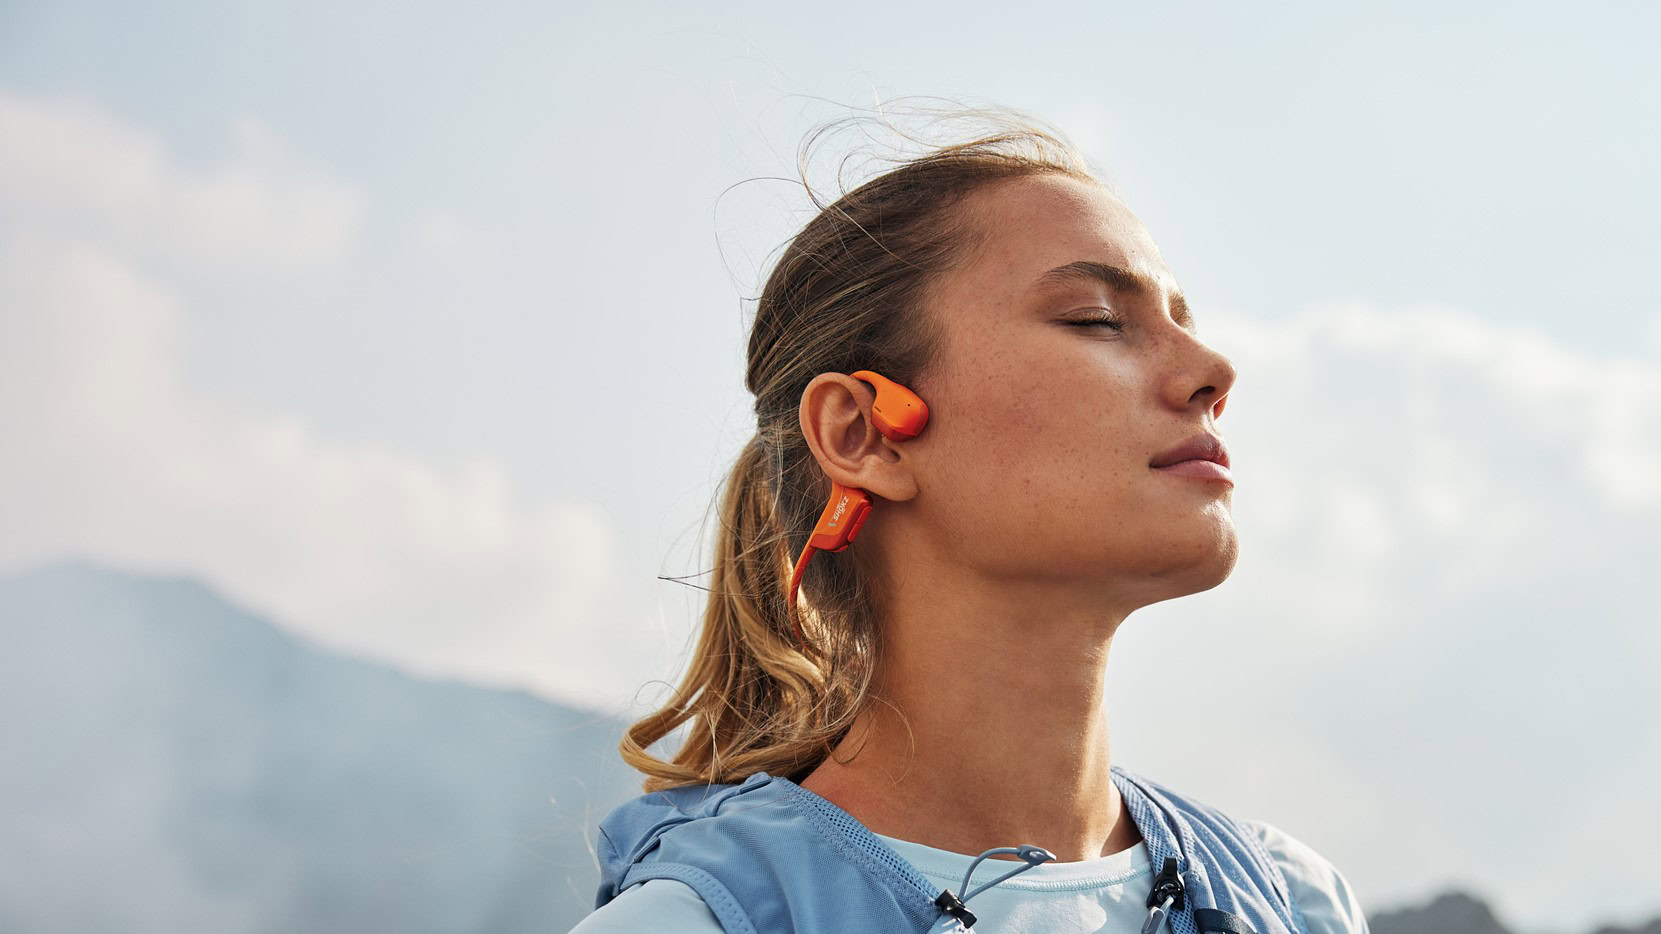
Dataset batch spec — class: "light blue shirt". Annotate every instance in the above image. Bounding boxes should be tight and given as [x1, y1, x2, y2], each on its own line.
[573, 816, 1368, 932]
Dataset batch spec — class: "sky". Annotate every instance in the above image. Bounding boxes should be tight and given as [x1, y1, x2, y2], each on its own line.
[1, 1, 1658, 931]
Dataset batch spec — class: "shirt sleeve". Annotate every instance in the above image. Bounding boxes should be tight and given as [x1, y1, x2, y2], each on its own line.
[1237, 818, 1371, 934]
[567, 878, 727, 934]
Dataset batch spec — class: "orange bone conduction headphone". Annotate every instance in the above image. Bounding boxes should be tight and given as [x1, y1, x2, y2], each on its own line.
[787, 369, 929, 654]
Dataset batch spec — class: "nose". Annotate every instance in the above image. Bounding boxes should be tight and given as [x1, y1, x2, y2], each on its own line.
[1173, 337, 1236, 420]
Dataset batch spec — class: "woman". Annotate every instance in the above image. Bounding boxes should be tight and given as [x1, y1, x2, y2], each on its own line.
[573, 107, 1370, 933]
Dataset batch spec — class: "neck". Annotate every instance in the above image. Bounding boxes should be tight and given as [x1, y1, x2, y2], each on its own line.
[797, 575, 1144, 863]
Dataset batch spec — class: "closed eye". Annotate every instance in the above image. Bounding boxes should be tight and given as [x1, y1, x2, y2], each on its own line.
[1068, 314, 1125, 332]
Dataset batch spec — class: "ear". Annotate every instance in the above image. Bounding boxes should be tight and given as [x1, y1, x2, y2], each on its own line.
[798, 373, 921, 502]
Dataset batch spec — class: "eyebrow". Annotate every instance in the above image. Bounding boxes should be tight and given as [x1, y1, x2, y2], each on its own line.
[1033, 260, 1196, 334]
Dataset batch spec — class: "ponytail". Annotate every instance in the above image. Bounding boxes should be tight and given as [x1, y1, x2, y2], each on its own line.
[621, 434, 866, 791]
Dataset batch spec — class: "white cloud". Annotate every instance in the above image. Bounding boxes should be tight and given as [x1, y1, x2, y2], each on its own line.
[0, 90, 638, 707]
[0, 89, 362, 275]
[1202, 297, 1661, 654]
[0, 236, 637, 703]
[416, 213, 494, 259]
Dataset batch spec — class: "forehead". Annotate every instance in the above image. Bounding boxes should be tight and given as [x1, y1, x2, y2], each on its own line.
[949, 173, 1176, 298]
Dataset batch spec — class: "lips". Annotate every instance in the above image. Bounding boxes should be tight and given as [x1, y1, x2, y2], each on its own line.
[1149, 432, 1230, 469]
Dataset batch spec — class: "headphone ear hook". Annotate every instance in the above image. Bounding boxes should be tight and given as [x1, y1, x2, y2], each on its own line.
[851, 369, 929, 441]
[786, 370, 929, 653]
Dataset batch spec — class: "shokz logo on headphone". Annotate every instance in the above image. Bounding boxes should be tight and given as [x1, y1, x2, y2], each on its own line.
[829, 494, 850, 526]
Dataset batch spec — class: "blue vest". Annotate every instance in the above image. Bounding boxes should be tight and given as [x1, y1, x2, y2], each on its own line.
[594, 764, 1308, 933]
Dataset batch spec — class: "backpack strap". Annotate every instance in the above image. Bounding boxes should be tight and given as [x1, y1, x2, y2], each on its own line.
[1113, 765, 1307, 934]
[1211, 811, 1310, 934]
[617, 862, 759, 934]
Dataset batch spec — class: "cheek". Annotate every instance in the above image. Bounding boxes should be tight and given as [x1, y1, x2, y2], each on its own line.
[980, 334, 1139, 449]
[932, 342, 1142, 519]
[944, 346, 1060, 465]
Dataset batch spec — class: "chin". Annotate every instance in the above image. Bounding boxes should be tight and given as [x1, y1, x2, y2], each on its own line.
[1169, 525, 1241, 594]
[1203, 532, 1242, 589]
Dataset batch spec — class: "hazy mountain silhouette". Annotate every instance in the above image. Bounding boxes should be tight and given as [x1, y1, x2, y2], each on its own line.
[1588, 918, 1661, 934]
[1, 559, 1653, 933]
[1368, 891, 1516, 934]
[1366, 889, 1661, 934]
[0, 560, 641, 934]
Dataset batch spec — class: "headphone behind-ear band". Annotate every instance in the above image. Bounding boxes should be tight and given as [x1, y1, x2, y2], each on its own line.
[787, 369, 930, 654]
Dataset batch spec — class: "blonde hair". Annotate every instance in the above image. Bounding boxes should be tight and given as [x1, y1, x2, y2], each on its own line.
[621, 101, 1104, 793]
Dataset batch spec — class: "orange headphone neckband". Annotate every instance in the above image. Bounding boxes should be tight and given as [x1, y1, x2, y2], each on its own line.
[787, 369, 929, 654]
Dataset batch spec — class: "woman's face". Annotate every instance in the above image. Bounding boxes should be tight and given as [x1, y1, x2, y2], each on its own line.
[905, 172, 1239, 612]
